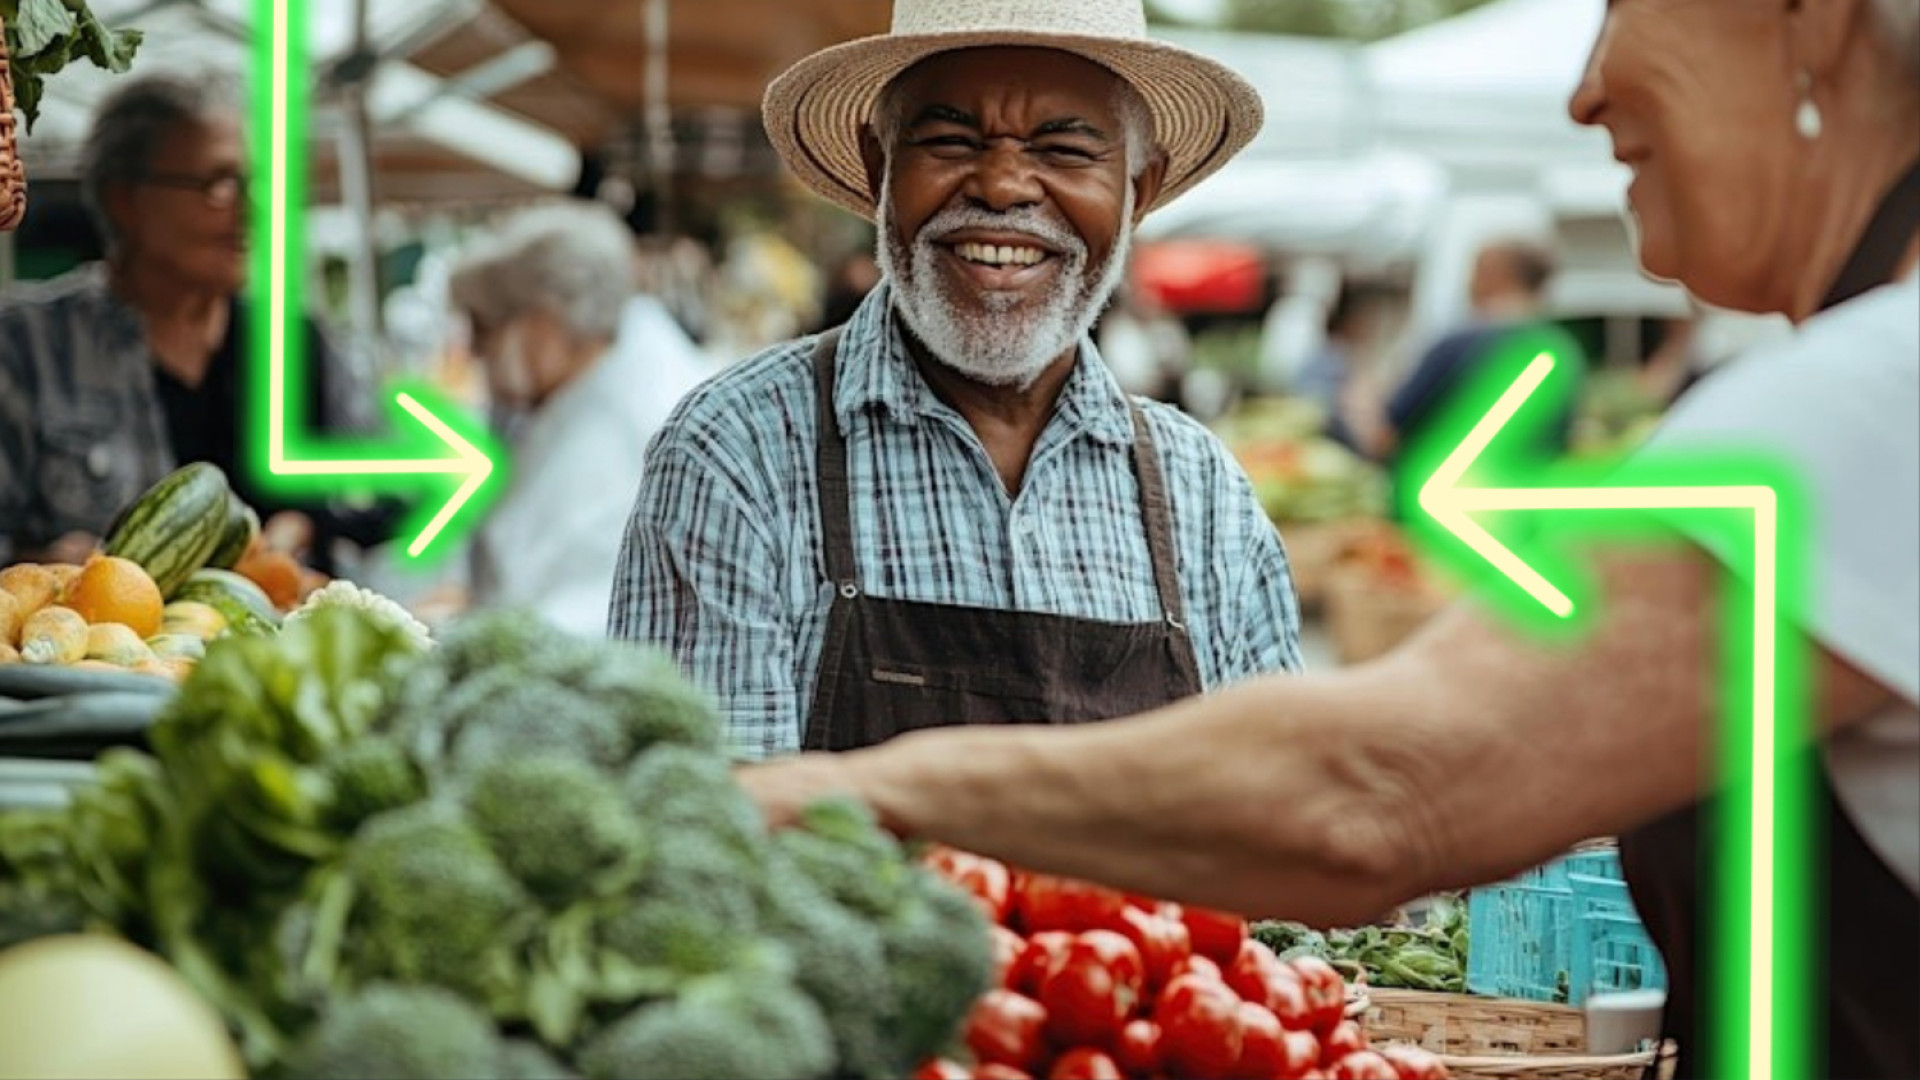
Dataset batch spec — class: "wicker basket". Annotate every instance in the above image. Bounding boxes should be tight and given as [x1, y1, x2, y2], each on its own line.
[1274, 518, 1369, 614]
[1322, 562, 1450, 665]
[1361, 988, 1669, 1080]
[1, 14, 25, 231]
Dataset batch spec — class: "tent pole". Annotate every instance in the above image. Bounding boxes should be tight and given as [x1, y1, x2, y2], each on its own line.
[645, 0, 675, 236]
[338, 0, 384, 342]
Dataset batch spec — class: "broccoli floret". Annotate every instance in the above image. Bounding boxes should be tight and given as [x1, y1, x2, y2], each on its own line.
[0, 809, 91, 950]
[496, 1039, 577, 1080]
[773, 799, 912, 919]
[344, 802, 533, 1004]
[428, 610, 600, 687]
[576, 976, 834, 1080]
[756, 854, 897, 1078]
[429, 672, 633, 778]
[630, 830, 763, 933]
[563, 645, 721, 755]
[320, 735, 425, 831]
[622, 745, 766, 854]
[464, 755, 647, 907]
[596, 903, 761, 985]
[878, 876, 996, 1069]
[286, 983, 502, 1080]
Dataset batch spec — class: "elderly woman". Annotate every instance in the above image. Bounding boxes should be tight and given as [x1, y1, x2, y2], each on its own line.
[0, 73, 391, 571]
[742, 1, 1920, 1074]
[448, 200, 703, 638]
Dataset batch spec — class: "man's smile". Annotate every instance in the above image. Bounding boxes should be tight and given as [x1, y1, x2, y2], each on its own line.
[935, 231, 1065, 294]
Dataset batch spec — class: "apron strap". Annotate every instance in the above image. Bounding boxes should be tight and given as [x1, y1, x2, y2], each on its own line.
[810, 329, 859, 592]
[1819, 156, 1920, 313]
[1126, 400, 1191, 632]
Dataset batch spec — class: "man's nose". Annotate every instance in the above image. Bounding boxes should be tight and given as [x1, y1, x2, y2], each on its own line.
[964, 141, 1045, 213]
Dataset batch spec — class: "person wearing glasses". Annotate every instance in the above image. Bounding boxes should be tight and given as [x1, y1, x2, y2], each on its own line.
[0, 72, 393, 570]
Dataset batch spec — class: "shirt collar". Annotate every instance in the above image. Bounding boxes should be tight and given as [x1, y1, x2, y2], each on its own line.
[832, 280, 1136, 449]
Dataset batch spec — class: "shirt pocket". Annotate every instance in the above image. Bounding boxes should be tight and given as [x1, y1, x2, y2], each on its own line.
[38, 402, 161, 536]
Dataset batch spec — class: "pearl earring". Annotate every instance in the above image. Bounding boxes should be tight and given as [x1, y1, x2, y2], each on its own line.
[1796, 71, 1824, 141]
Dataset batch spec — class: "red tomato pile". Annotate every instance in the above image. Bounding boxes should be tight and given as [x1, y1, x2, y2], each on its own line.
[917, 848, 1448, 1080]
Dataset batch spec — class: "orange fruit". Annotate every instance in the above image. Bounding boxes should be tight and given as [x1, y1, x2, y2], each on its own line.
[65, 556, 165, 639]
[236, 550, 304, 612]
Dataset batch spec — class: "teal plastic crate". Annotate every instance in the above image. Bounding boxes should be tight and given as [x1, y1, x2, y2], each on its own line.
[1466, 849, 1669, 1006]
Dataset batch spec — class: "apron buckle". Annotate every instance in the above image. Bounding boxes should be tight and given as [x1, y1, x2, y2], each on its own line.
[839, 582, 860, 600]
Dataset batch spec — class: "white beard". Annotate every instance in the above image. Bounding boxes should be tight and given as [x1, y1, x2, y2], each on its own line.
[876, 176, 1135, 390]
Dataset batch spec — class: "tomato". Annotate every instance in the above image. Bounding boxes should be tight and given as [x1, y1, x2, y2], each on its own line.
[1288, 957, 1349, 1034]
[1327, 1050, 1399, 1080]
[1153, 974, 1244, 1080]
[1224, 939, 1286, 1005]
[1377, 1045, 1448, 1080]
[1181, 905, 1249, 965]
[1018, 874, 1132, 935]
[1280, 1030, 1323, 1077]
[1167, 953, 1225, 985]
[1317, 1021, 1367, 1067]
[1049, 1048, 1125, 1080]
[1114, 1019, 1162, 1078]
[926, 846, 1016, 923]
[1261, 967, 1317, 1033]
[1011, 931, 1076, 997]
[1235, 1002, 1292, 1079]
[1113, 905, 1193, 991]
[964, 989, 1050, 1074]
[990, 925, 1027, 989]
[1038, 932, 1145, 1048]
[913, 1059, 972, 1080]
[976, 1065, 1037, 1080]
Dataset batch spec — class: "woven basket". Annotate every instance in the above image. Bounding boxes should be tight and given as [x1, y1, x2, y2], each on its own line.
[0, 14, 24, 231]
[1361, 988, 1668, 1080]
[1274, 518, 1369, 614]
[1322, 562, 1450, 665]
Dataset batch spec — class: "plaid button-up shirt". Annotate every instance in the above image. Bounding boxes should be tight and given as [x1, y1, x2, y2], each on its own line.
[608, 284, 1303, 760]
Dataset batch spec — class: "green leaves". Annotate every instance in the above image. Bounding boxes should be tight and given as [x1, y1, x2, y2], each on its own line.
[2, 0, 144, 132]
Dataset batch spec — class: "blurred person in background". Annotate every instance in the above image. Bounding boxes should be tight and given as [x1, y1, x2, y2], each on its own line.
[612, 0, 1303, 761]
[1292, 285, 1367, 421]
[1339, 240, 1584, 469]
[0, 72, 393, 572]
[449, 200, 696, 639]
[1096, 277, 1189, 402]
[815, 250, 883, 333]
[741, 0, 1920, 1072]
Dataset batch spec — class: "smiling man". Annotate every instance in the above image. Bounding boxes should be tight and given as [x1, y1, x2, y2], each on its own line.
[609, 0, 1302, 760]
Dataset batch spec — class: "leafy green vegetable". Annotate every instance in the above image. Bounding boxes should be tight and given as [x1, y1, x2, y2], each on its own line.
[2, 0, 144, 132]
[1253, 897, 1471, 993]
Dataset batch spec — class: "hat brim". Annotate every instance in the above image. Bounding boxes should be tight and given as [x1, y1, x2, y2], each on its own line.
[762, 30, 1265, 222]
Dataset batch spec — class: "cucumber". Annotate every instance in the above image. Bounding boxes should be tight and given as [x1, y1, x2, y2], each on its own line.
[0, 691, 169, 759]
[173, 569, 281, 636]
[103, 463, 234, 598]
[204, 493, 261, 572]
[0, 665, 176, 702]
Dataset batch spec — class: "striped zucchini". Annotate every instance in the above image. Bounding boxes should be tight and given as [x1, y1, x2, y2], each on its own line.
[103, 463, 233, 597]
[205, 493, 262, 571]
[173, 569, 282, 637]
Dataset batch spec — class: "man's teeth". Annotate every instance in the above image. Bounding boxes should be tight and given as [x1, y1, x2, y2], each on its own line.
[954, 243, 1047, 268]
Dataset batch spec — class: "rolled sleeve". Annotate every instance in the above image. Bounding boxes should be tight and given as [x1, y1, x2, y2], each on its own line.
[608, 438, 801, 760]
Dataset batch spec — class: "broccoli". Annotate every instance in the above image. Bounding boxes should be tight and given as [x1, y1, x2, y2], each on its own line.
[628, 830, 764, 935]
[877, 877, 996, 1069]
[595, 902, 767, 988]
[426, 609, 600, 688]
[772, 798, 912, 919]
[429, 671, 634, 778]
[284, 983, 502, 1080]
[0, 809, 89, 950]
[622, 744, 767, 855]
[496, 1039, 578, 1080]
[755, 854, 898, 1078]
[576, 975, 834, 1080]
[562, 645, 722, 754]
[343, 802, 534, 1004]
[464, 755, 647, 907]
[320, 735, 425, 831]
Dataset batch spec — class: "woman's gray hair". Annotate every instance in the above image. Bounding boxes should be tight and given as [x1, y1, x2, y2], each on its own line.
[871, 66, 1157, 179]
[80, 71, 241, 254]
[447, 201, 637, 344]
[1867, 0, 1920, 78]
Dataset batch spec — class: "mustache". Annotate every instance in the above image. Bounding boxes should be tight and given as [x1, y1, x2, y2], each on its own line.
[914, 205, 1087, 260]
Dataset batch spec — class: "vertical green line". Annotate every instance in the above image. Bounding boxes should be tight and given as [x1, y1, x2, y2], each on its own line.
[248, 0, 309, 497]
[1714, 540, 1755, 1080]
[246, 0, 276, 492]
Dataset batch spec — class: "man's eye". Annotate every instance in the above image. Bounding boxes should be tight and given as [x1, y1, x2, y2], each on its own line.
[917, 135, 980, 150]
[1038, 145, 1099, 161]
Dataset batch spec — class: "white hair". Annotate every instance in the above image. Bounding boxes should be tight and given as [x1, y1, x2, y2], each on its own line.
[871, 66, 1157, 179]
[447, 201, 636, 343]
[1867, 0, 1920, 78]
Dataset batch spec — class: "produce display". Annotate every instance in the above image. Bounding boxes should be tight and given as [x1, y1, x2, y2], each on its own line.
[0, 608, 993, 1079]
[1253, 898, 1469, 996]
[913, 849, 1450, 1080]
[1212, 399, 1389, 525]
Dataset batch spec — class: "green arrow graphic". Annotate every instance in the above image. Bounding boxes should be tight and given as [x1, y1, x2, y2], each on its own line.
[1410, 348, 1811, 1080]
[249, 0, 501, 561]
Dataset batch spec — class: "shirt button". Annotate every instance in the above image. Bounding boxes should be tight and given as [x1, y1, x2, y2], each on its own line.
[86, 447, 112, 479]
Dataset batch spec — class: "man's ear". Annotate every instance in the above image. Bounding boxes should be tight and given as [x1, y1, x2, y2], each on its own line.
[1131, 149, 1170, 226]
[860, 125, 887, 206]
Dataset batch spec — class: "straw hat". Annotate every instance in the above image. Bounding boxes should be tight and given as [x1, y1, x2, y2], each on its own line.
[762, 0, 1265, 221]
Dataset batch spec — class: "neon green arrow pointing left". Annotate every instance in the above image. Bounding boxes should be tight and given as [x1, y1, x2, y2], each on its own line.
[249, 0, 502, 561]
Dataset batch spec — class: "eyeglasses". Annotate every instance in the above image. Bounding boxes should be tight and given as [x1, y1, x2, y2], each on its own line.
[139, 170, 250, 209]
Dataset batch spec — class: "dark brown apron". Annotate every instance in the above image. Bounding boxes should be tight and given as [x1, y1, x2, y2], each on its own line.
[1620, 158, 1920, 1080]
[801, 329, 1204, 752]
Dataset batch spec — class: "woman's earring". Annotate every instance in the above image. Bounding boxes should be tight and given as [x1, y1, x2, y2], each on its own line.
[1796, 71, 1824, 141]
